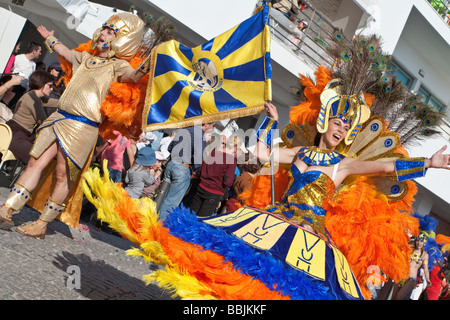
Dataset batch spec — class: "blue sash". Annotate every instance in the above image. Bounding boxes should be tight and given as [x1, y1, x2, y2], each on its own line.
[57, 110, 99, 127]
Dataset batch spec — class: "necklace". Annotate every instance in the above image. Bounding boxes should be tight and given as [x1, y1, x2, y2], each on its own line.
[297, 146, 345, 166]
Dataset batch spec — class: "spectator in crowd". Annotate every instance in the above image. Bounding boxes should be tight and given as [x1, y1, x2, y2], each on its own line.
[0, 75, 24, 122]
[3, 40, 21, 75]
[46, 63, 65, 104]
[124, 146, 162, 199]
[159, 130, 176, 160]
[99, 130, 131, 183]
[47, 63, 62, 79]
[225, 152, 261, 212]
[273, 0, 307, 21]
[190, 135, 238, 217]
[158, 122, 215, 221]
[297, 19, 309, 32]
[272, 0, 299, 20]
[36, 61, 46, 72]
[426, 258, 448, 300]
[124, 136, 138, 170]
[12, 42, 42, 84]
[6, 71, 57, 164]
[10, 42, 43, 108]
[136, 131, 157, 150]
[141, 150, 169, 199]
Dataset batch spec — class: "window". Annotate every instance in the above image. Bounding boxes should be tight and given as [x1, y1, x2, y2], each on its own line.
[390, 61, 413, 89]
[418, 86, 446, 113]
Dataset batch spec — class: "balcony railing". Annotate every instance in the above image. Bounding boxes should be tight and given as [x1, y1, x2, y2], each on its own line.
[260, 0, 337, 68]
[427, 0, 450, 26]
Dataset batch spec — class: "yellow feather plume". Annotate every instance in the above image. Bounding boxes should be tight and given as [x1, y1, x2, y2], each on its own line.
[143, 267, 217, 300]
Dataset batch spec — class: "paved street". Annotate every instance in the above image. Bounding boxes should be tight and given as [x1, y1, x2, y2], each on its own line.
[0, 168, 173, 300]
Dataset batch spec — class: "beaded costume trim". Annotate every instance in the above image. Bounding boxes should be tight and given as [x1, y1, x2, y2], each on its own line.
[297, 146, 345, 167]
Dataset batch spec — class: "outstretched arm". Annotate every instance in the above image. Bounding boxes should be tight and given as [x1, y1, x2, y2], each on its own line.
[37, 25, 72, 63]
[343, 145, 450, 178]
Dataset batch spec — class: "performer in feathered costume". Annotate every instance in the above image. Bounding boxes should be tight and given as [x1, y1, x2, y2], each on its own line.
[412, 214, 450, 300]
[82, 28, 450, 299]
[0, 12, 171, 238]
[241, 33, 449, 299]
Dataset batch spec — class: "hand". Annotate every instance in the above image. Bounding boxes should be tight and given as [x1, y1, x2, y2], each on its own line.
[8, 75, 24, 86]
[428, 145, 450, 170]
[264, 101, 279, 121]
[37, 25, 54, 39]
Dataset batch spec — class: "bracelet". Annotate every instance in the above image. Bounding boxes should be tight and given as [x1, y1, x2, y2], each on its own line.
[394, 157, 428, 182]
[256, 116, 278, 147]
[3, 84, 9, 90]
[137, 54, 152, 74]
[44, 34, 62, 53]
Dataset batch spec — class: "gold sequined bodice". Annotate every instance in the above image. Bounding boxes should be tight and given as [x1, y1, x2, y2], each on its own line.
[268, 164, 335, 236]
[58, 53, 131, 123]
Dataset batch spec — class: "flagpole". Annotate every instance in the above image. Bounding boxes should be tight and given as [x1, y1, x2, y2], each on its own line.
[270, 132, 275, 206]
[267, 100, 275, 206]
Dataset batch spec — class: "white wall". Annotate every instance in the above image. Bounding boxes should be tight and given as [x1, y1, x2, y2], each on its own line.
[392, 38, 450, 105]
[358, 0, 450, 51]
[0, 8, 26, 73]
[148, 0, 258, 40]
[406, 135, 450, 206]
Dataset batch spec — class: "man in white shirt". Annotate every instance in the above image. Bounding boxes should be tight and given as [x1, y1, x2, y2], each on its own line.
[12, 42, 42, 87]
[9, 42, 42, 107]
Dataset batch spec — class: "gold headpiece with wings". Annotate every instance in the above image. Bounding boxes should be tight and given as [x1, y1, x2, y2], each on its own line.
[317, 79, 371, 145]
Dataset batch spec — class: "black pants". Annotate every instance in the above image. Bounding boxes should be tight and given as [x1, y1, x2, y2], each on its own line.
[6, 119, 35, 164]
[190, 185, 223, 217]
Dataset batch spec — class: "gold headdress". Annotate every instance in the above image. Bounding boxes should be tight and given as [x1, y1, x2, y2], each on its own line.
[317, 79, 371, 145]
[92, 12, 144, 61]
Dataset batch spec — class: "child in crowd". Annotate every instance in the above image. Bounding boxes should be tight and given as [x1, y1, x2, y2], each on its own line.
[141, 150, 169, 199]
[124, 146, 162, 199]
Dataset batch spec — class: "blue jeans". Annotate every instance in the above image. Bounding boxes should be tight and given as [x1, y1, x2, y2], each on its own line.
[108, 168, 122, 183]
[158, 161, 191, 221]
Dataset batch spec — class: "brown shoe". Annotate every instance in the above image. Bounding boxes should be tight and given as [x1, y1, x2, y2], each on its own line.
[0, 206, 14, 230]
[16, 221, 47, 239]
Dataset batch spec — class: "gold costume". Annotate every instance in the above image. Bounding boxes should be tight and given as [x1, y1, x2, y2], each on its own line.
[30, 51, 133, 170]
[6, 12, 145, 229]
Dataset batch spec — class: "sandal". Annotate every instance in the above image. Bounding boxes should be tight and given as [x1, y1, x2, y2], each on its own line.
[0, 206, 14, 230]
[16, 221, 47, 239]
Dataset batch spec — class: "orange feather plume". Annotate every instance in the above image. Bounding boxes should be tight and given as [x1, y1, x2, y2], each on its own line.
[239, 166, 290, 208]
[289, 65, 332, 125]
[323, 176, 419, 299]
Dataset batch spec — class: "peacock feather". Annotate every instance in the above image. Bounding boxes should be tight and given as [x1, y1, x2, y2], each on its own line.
[324, 30, 445, 146]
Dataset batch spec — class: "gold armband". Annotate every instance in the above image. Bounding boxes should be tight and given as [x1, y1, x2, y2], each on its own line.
[44, 35, 62, 53]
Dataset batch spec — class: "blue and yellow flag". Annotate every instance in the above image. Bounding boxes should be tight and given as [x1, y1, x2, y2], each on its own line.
[142, 5, 271, 131]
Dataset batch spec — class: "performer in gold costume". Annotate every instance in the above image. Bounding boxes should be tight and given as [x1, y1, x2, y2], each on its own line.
[0, 12, 151, 238]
